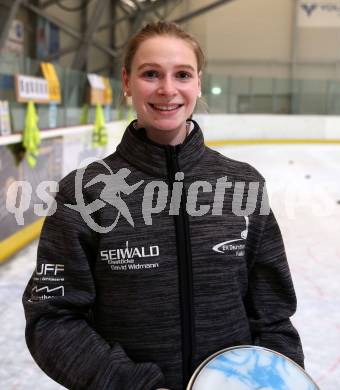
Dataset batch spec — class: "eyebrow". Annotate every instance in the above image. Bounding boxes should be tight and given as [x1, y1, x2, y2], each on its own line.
[137, 63, 195, 71]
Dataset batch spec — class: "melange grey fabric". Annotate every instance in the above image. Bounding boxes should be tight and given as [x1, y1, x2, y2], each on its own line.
[22, 120, 304, 390]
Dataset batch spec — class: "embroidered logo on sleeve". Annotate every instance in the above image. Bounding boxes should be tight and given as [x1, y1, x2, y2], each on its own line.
[30, 263, 65, 301]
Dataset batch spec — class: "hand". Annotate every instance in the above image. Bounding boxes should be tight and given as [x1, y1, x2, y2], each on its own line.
[156, 388, 170, 390]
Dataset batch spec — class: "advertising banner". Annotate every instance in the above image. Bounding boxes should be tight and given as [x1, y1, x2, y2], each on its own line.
[4, 19, 24, 54]
[0, 101, 12, 136]
[87, 73, 105, 105]
[15, 75, 50, 103]
[36, 17, 60, 59]
[298, 1, 340, 27]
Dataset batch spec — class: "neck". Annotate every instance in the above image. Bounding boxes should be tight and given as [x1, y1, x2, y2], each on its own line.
[118, 119, 204, 178]
[135, 122, 190, 146]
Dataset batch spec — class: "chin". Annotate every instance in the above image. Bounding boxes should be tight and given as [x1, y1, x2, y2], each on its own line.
[151, 119, 185, 132]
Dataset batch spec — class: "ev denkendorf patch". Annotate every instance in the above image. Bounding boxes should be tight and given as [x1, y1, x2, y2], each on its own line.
[212, 215, 248, 257]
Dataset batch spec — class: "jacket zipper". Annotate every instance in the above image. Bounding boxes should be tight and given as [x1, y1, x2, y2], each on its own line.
[166, 145, 195, 388]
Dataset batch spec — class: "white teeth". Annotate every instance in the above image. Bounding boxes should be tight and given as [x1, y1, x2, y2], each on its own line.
[152, 104, 180, 111]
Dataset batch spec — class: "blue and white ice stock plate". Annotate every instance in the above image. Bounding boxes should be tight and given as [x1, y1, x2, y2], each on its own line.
[187, 345, 320, 390]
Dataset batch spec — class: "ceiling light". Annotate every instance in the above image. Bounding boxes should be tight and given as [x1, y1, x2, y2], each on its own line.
[211, 87, 222, 95]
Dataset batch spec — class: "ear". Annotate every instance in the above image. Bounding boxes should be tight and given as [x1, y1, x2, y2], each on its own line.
[198, 70, 202, 92]
[122, 67, 130, 95]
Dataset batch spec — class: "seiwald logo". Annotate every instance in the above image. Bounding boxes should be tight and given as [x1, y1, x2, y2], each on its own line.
[66, 160, 143, 234]
[301, 3, 318, 16]
[212, 216, 249, 255]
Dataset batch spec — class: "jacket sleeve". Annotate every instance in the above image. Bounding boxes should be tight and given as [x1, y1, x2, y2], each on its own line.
[22, 176, 165, 390]
[245, 207, 305, 368]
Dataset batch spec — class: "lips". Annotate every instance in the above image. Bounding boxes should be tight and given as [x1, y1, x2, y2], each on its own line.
[149, 103, 183, 112]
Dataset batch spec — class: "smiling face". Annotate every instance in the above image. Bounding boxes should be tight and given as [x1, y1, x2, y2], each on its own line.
[122, 36, 201, 144]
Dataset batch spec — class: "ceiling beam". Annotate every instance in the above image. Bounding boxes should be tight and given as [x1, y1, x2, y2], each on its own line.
[96, 0, 174, 32]
[172, 0, 235, 24]
[21, 1, 118, 58]
[72, 0, 110, 70]
[42, 42, 80, 61]
[39, 0, 59, 9]
[0, 0, 23, 52]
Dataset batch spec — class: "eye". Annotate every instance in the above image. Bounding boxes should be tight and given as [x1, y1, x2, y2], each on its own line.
[142, 70, 159, 78]
[177, 71, 192, 80]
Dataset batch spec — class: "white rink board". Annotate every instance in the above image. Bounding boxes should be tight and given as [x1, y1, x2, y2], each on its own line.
[195, 114, 340, 141]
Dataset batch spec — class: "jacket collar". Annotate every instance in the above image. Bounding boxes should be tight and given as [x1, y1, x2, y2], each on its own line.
[116, 120, 206, 178]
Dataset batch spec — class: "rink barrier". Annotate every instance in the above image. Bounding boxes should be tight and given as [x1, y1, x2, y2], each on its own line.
[196, 114, 340, 141]
[206, 138, 340, 147]
[0, 121, 127, 147]
[0, 218, 44, 263]
[0, 121, 126, 264]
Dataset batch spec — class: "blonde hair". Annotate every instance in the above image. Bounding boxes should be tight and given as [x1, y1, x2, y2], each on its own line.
[123, 21, 205, 75]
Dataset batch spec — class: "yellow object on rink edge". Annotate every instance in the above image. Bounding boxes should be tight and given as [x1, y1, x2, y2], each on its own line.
[40, 62, 61, 103]
[0, 218, 44, 263]
[103, 77, 113, 105]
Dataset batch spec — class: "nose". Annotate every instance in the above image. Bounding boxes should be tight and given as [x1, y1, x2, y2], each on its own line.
[157, 75, 177, 97]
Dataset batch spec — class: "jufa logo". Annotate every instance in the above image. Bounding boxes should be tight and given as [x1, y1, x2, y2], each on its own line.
[212, 216, 248, 256]
[301, 3, 318, 16]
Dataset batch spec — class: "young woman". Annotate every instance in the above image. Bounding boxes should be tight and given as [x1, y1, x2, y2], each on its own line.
[23, 22, 304, 390]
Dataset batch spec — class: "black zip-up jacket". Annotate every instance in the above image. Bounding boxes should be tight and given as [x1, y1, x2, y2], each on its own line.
[23, 120, 304, 390]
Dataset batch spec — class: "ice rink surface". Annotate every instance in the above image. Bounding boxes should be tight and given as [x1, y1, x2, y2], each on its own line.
[1, 143, 339, 389]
